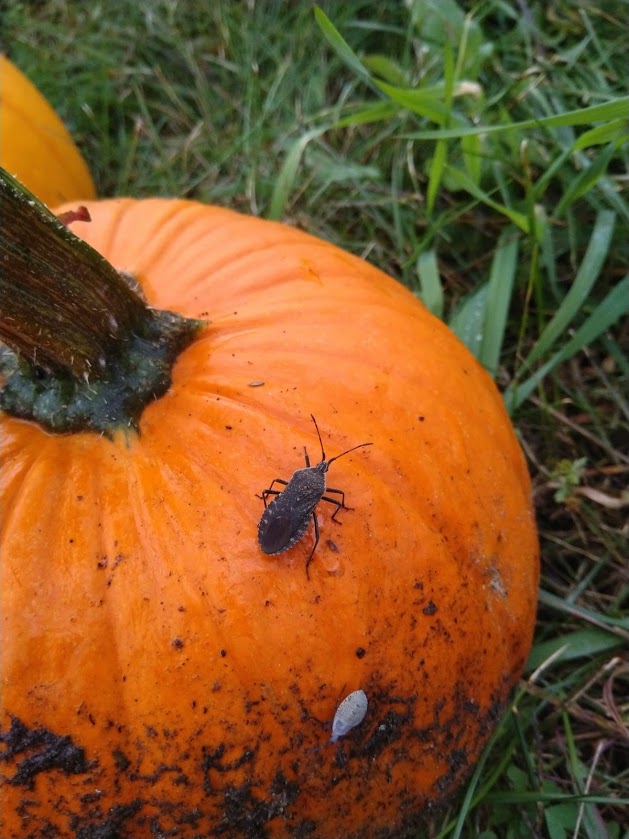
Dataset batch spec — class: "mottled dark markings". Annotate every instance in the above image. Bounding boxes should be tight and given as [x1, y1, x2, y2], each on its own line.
[257, 415, 372, 577]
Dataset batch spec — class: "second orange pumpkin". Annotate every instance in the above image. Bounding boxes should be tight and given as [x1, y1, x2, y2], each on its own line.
[0, 54, 96, 206]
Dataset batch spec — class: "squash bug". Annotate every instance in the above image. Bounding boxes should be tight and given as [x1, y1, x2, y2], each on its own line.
[257, 415, 372, 577]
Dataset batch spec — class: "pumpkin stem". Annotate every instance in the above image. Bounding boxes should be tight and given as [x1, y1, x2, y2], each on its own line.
[0, 168, 204, 435]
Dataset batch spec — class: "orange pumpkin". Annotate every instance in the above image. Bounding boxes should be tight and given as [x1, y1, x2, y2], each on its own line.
[0, 198, 539, 838]
[0, 54, 96, 205]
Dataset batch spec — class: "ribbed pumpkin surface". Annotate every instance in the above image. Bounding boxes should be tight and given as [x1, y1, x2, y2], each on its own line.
[0, 199, 539, 839]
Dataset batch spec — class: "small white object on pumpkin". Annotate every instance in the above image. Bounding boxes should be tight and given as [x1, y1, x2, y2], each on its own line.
[330, 689, 368, 743]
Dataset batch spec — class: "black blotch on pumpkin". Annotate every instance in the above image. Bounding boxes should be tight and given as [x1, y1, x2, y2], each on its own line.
[0, 715, 91, 788]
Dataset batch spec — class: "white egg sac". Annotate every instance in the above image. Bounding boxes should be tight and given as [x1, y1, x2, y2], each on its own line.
[330, 689, 368, 743]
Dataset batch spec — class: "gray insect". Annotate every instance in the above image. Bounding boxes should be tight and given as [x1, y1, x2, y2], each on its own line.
[257, 415, 372, 577]
[330, 689, 369, 743]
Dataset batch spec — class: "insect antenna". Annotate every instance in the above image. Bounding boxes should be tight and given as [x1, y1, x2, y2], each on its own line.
[310, 414, 327, 461]
[309, 414, 372, 468]
[326, 441, 373, 467]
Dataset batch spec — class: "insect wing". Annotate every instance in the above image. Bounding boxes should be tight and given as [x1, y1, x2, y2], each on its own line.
[258, 503, 307, 554]
[257, 494, 311, 555]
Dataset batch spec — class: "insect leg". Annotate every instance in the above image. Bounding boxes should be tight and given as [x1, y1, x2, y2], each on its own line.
[259, 478, 288, 506]
[321, 486, 351, 521]
[266, 478, 289, 491]
[305, 512, 320, 580]
[260, 489, 281, 508]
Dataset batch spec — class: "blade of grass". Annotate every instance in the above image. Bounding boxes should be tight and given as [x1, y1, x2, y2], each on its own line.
[415, 250, 443, 318]
[506, 274, 629, 410]
[537, 589, 629, 635]
[461, 131, 482, 185]
[572, 149, 629, 223]
[520, 210, 616, 370]
[334, 100, 400, 128]
[427, 139, 448, 215]
[313, 6, 371, 83]
[405, 97, 629, 139]
[573, 118, 629, 151]
[554, 143, 619, 216]
[444, 165, 530, 232]
[374, 80, 455, 124]
[268, 127, 326, 220]
[479, 228, 519, 375]
[361, 54, 407, 86]
[426, 41, 455, 214]
[527, 628, 627, 671]
[449, 283, 488, 358]
[540, 218, 560, 300]
[486, 792, 629, 806]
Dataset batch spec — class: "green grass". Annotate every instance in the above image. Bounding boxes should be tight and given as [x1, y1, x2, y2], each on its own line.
[4, 0, 628, 836]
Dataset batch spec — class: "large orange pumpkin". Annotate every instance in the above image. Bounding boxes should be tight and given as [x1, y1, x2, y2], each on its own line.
[0, 54, 96, 205]
[0, 198, 539, 838]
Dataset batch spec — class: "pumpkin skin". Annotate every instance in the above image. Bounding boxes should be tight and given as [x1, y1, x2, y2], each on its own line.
[0, 199, 539, 839]
[0, 54, 96, 206]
